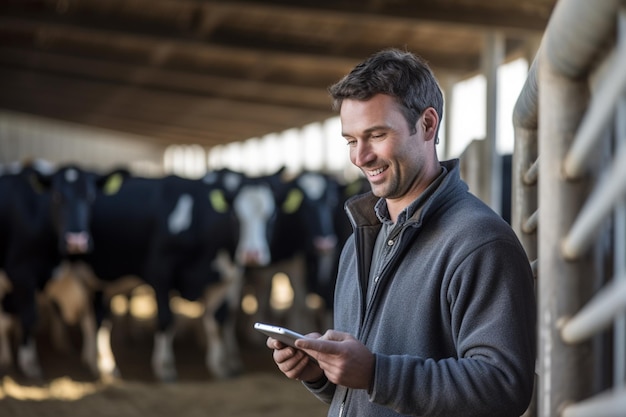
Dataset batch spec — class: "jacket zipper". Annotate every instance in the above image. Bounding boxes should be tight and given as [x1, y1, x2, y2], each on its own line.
[361, 226, 413, 332]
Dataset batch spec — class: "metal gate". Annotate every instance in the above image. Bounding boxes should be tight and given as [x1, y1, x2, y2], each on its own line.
[512, 0, 626, 416]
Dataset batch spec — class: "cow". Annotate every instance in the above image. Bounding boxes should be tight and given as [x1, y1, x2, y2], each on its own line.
[0, 162, 122, 379]
[231, 168, 341, 337]
[51, 170, 245, 382]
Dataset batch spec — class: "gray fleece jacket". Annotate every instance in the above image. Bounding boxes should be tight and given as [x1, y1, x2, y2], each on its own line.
[305, 159, 536, 417]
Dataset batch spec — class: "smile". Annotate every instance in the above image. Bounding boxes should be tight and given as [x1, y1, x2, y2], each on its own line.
[367, 167, 387, 176]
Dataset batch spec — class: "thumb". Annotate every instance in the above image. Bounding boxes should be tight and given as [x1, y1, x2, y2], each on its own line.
[320, 329, 352, 342]
[295, 330, 351, 352]
[295, 337, 330, 353]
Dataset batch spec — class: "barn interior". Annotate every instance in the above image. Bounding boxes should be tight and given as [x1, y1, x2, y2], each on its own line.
[1, 0, 560, 413]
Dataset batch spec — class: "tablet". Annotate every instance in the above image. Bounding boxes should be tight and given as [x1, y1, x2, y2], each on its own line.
[254, 322, 306, 348]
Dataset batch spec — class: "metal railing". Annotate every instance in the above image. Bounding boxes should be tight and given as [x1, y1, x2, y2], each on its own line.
[512, 1, 626, 416]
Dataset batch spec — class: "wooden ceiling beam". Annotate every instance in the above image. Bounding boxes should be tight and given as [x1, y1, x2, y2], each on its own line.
[0, 47, 334, 111]
[0, 67, 333, 143]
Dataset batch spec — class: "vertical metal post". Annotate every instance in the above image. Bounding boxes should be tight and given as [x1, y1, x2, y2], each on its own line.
[513, 55, 539, 417]
[538, 50, 595, 417]
[512, 125, 538, 264]
[614, 95, 626, 389]
[615, 7, 626, 389]
[483, 32, 504, 215]
[440, 74, 457, 161]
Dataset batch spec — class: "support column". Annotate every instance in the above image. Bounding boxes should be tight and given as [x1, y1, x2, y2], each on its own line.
[537, 46, 595, 417]
[483, 32, 505, 214]
[440, 74, 457, 161]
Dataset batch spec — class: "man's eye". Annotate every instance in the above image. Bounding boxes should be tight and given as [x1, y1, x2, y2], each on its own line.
[346, 140, 356, 146]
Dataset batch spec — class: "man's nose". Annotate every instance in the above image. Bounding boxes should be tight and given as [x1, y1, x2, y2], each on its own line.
[352, 142, 375, 167]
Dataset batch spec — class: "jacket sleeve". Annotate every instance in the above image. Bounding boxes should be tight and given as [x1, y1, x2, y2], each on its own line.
[302, 375, 336, 404]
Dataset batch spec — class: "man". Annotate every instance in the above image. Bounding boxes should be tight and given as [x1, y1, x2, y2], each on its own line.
[266, 48, 536, 417]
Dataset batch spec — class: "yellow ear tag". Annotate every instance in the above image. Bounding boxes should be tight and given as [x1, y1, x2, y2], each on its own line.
[282, 189, 303, 214]
[28, 174, 45, 194]
[103, 173, 124, 195]
[209, 189, 229, 213]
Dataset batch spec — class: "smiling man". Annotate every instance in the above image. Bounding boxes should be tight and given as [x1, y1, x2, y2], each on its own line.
[265, 48, 536, 417]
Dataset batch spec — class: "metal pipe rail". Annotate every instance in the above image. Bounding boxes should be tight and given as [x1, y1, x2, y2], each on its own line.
[523, 157, 539, 186]
[523, 210, 538, 235]
[561, 143, 626, 260]
[563, 39, 626, 180]
[512, 55, 539, 264]
[562, 387, 626, 417]
[561, 275, 626, 343]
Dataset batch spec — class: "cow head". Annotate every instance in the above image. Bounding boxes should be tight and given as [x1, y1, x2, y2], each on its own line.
[233, 176, 277, 267]
[33, 165, 129, 255]
[204, 168, 284, 267]
[266, 169, 341, 257]
[203, 169, 272, 267]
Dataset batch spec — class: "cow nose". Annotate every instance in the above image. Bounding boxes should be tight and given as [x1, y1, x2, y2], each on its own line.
[65, 231, 90, 254]
[313, 235, 337, 253]
[238, 250, 269, 267]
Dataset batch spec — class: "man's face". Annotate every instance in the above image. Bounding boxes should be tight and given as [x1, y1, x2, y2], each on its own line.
[340, 94, 434, 210]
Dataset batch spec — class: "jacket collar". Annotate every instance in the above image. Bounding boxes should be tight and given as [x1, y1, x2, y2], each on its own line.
[345, 159, 466, 230]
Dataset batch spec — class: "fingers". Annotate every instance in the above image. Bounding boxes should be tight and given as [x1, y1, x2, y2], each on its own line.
[266, 336, 283, 350]
[272, 345, 320, 380]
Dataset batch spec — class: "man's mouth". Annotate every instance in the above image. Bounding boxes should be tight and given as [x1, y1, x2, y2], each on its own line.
[367, 166, 387, 177]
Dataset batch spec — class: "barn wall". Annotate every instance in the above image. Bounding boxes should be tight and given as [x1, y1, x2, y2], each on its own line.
[0, 111, 165, 176]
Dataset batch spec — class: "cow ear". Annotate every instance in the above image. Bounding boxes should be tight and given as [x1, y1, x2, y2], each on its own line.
[100, 169, 130, 195]
[101, 173, 124, 195]
[209, 189, 229, 213]
[282, 188, 303, 214]
[28, 171, 50, 193]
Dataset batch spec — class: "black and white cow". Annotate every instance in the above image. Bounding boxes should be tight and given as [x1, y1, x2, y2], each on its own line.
[0, 162, 121, 379]
[55, 170, 244, 382]
[231, 168, 341, 335]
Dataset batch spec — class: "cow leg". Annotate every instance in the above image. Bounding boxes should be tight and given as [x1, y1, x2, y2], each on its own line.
[93, 289, 121, 379]
[96, 319, 120, 380]
[152, 288, 177, 382]
[0, 272, 13, 370]
[201, 277, 241, 379]
[213, 251, 244, 375]
[202, 285, 228, 379]
[17, 338, 42, 380]
[152, 328, 176, 382]
[0, 310, 12, 370]
[79, 306, 99, 377]
[13, 280, 43, 380]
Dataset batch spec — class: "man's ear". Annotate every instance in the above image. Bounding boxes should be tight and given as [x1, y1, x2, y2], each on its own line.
[421, 107, 439, 142]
